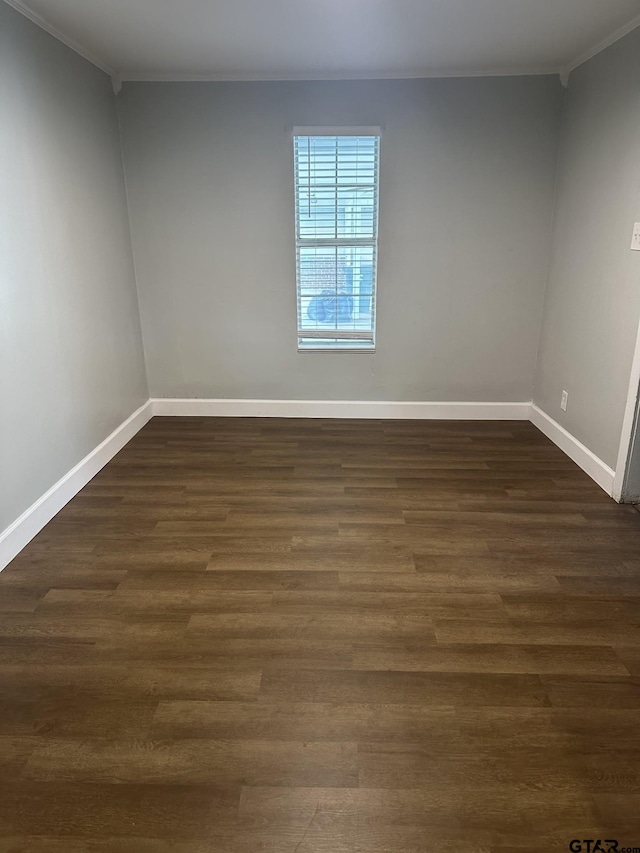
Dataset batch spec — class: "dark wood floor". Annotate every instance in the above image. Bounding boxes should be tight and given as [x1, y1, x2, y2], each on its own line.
[1, 417, 640, 852]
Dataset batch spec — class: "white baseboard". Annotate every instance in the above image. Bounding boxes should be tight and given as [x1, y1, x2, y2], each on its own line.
[150, 398, 532, 420]
[530, 404, 615, 496]
[0, 401, 153, 571]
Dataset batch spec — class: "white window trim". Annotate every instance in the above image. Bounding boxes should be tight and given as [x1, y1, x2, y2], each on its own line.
[292, 126, 383, 137]
[293, 128, 381, 353]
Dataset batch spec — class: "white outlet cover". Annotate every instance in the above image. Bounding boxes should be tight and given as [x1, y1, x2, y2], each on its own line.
[632, 222, 640, 251]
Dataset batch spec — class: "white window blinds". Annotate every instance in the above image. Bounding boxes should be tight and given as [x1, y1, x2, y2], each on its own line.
[293, 128, 380, 351]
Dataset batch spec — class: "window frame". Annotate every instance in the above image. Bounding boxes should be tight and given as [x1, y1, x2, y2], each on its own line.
[292, 126, 381, 353]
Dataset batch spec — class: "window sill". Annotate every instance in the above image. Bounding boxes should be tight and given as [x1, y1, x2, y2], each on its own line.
[298, 339, 375, 353]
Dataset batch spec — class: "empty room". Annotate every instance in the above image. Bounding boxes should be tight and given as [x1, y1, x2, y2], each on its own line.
[2, 0, 640, 849]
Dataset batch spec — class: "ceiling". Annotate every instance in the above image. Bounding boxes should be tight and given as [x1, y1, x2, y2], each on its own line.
[7, 0, 640, 81]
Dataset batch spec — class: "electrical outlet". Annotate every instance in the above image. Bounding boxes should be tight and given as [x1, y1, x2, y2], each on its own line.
[632, 222, 640, 251]
[560, 390, 568, 412]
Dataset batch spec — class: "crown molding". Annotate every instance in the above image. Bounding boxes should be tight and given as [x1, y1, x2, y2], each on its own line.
[2, 0, 114, 76]
[4, 0, 639, 89]
[562, 11, 640, 82]
[118, 65, 563, 84]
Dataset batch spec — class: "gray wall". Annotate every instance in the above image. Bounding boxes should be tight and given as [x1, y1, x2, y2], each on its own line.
[534, 27, 640, 469]
[118, 77, 563, 402]
[0, 2, 148, 533]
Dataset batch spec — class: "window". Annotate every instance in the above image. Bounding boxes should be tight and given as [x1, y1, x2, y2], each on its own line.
[293, 128, 380, 351]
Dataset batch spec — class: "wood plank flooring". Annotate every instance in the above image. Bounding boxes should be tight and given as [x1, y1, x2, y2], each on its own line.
[1, 416, 640, 851]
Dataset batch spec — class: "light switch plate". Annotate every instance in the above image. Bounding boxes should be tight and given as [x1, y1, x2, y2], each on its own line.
[632, 222, 640, 251]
